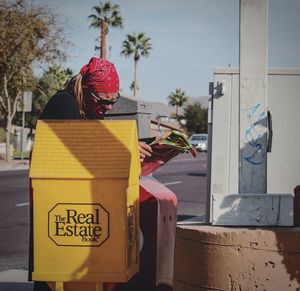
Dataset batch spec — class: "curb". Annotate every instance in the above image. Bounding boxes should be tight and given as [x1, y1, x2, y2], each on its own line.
[0, 269, 28, 283]
[0, 163, 29, 172]
[0, 270, 33, 290]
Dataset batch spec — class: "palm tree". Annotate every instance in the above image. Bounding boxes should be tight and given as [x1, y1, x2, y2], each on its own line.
[88, 1, 123, 59]
[121, 32, 152, 97]
[167, 88, 189, 117]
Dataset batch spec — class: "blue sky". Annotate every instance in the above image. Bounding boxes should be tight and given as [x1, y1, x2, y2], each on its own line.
[31, 0, 300, 104]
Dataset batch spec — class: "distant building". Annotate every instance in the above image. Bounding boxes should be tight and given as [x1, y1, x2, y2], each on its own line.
[151, 118, 183, 137]
[106, 94, 208, 138]
[149, 96, 209, 137]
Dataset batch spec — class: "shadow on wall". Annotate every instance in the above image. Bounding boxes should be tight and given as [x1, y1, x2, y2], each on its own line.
[239, 117, 267, 193]
[275, 185, 300, 286]
[214, 131, 270, 225]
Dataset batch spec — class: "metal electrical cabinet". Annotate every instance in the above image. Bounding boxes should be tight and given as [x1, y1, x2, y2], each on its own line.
[209, 68, 300, 206]
[29, 120, 140, 287]
[105, 95, 152, 139]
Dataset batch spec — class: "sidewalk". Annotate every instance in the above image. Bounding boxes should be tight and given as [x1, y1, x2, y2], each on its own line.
[0, 160, 29, 172]
[0, 270, 32, 291]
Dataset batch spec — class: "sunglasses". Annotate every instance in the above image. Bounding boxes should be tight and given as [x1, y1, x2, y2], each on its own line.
[90, 90, 120, 106]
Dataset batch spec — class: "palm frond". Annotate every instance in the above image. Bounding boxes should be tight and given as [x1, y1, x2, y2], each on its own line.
[121, 31, 152, 95]
[167, 88, 189, 112]
[88, 1, 123, 57]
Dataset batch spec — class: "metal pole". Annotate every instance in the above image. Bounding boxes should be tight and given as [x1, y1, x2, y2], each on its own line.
[206, 82, 214, 223]
[21, 108, 25, 161]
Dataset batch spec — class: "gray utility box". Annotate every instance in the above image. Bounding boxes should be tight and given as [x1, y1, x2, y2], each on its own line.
[105, 95, 152, 139]
[208, 68, 300, 226]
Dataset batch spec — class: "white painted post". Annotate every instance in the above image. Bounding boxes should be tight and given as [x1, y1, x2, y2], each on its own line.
[239, 0, 268, 194]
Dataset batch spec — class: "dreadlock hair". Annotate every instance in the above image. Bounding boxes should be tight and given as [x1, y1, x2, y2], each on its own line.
[63, 73, 86, 117]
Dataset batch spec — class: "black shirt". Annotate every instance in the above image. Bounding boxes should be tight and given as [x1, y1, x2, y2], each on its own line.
[39, 90, 83, 120]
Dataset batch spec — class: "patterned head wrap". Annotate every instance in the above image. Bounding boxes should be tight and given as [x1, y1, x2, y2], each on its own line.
[80, 57, 119, 93]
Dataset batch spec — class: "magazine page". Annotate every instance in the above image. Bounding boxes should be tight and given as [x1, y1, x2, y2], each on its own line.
[141, 131, 197, 176]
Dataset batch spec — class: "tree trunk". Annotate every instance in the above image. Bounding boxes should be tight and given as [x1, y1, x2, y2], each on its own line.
[176, 105, 178, 117]
[133, 60, 138, 97]
[101, 21, 107, 59]
[5, 117, 12, 163]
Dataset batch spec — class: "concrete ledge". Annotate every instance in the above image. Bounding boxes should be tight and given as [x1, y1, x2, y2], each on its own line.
[0, 161, 29, 172]
[174, 225, 300, 291]
[212, 193, 294, 226]
[0, 269, 28, 282]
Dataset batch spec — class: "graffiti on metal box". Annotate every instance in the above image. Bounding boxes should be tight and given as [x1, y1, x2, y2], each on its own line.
[242, 103, 266, 165]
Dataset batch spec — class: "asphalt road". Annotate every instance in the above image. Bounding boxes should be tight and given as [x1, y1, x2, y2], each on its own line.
[0, 170, 29, 273]
[0, 152, 207, 278]
[154, 152, 207, 221]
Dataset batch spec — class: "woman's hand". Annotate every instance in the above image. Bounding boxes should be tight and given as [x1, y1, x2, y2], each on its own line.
[139, 142, 152, 162]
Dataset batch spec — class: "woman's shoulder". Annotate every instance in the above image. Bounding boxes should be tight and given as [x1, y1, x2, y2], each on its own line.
[39, 90, 83, 120]
[50, 90, 76, 103]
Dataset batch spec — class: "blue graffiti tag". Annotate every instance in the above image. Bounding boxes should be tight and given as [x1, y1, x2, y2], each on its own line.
[242, 104, 266, 165]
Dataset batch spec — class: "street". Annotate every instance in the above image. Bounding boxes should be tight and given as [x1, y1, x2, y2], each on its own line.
[154, 152, 207, 222]
[0, 170, 29, 273]
[0, 152, 207, 280]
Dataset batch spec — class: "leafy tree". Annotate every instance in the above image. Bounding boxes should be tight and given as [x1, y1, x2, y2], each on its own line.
[181, 102, 208, 135]
[15, 65, 73, 132]
[121, 32, 152, 97]
[0, 128, 5, 143]
[167, 88, 189, 117]
[88, 1, 123, 59]
[31, 65, 72, 128]
[0, 0, 68, 162]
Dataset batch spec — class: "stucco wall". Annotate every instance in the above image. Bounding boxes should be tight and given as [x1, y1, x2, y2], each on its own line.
[174, 225, 300, 290]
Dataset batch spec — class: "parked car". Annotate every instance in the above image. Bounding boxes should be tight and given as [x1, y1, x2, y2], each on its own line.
[188, 133, 208, 152]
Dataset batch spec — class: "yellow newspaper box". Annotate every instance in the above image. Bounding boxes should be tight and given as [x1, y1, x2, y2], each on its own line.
[29, 120, 140, 284]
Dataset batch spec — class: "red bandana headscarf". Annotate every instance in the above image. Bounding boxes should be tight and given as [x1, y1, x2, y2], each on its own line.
[80, 57, 119, 93]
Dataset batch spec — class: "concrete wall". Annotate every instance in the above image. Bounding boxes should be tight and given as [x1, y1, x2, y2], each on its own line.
[174, 225, 300, 290]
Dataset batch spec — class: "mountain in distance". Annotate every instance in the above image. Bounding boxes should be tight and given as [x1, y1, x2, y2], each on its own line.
[111, 93, 209, 120]
[150, 95, 209, 119]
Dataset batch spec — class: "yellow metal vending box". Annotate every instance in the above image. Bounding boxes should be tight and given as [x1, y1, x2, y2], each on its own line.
[29, 120, 140, 284]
